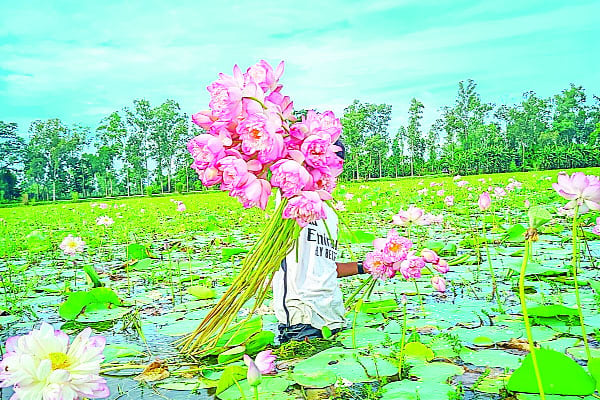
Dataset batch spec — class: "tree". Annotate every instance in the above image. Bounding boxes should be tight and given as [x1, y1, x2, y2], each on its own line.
[151, 100, 188, 192]
[96, 111, 127, 196]
[0, 121, 26, 172]
[124, 99, 153, 194]
[340, 100, 392, 180]
[405, 98, 425, 176]
[25, 119, 85, 201]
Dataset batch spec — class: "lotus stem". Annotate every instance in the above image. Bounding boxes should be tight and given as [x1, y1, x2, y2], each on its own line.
[519, 239, 545, 400]
[571, 205, 591, 360]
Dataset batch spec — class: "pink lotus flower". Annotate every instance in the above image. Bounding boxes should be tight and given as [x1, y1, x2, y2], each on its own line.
[493, 187, 507, 198]
[478, 192, 491, 211]
[592, 217, 600, 235]
[270, 160, 310, 198]
[453, 175, 462, 181]
[431, 276, 446, 293]
[98, 203, 109, 210]
[237, 111, 284, 163]
[444, 195, 455, 207]
[195, 165, 223, 187]
[176, 201, 186, 212]
[345, 193, 354, 201]
[373, 229, 413, 264]
[187, 134, 226, 170]
[307, 169, 336, 193]
[417, 188, 428, 196]
[524, 199, 531, 208]
[364, 250, 396, 280]
[217, 156, 251, 191]
[59, 235, 85, 256]
[0, 322, 109, 399]
[253, 350, 277, 374]
[282, 191, 327, 227]
[434, 258, 449, 274]
[300, 134, 333, 170]
[420, 248, 439, 264]
[392, 205, 425, 226]
[230, 176, 271, 210]
[552, 172, 600, 213]
[245, 60, 284, 92]
[456, 180, 469, 188]
[206, 65, 244, 120]
[436, 189, 445, 197]
[243, 354, 262, 387]
[399, 252, 425, 280]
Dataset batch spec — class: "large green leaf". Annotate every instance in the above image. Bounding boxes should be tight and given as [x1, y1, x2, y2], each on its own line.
[221, 247, 248, 261]
[126, 243, 152, 260]
[360, 299, 398, 314]
[527, 305, 578, 318]
[381, 380, 455, 400]
[244, 331, 275, 355]
[410, 362, 464, 383]
[292, 347, 397, 383]
[507, 348, 595, 395]
[216, 365, 246, 395]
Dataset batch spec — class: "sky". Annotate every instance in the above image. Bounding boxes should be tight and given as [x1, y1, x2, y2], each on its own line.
[1, 0, 599, 139]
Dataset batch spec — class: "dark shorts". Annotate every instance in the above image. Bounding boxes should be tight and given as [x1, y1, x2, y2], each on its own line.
[278, 323, 341, 343]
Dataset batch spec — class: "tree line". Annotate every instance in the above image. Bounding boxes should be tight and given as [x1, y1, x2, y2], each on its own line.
[1, 81, 599, 202]
[341, 81, 600, 181]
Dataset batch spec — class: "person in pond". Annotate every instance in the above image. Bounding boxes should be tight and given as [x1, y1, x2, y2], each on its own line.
[272, 140, 367, 343]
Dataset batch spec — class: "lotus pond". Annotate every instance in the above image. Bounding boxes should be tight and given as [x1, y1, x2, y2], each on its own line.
[2, 168, 600, 400]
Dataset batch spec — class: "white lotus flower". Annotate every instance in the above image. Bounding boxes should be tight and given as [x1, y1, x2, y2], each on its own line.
[59, 235, 85, 256]
[0, 323, 109, 400]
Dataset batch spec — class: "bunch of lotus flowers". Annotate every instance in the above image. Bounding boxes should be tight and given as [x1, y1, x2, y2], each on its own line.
[187, 59, 343, 228]
[0, 323, 109, 400]
[364, 229, 449, 292]
[180, 60, 343, 355]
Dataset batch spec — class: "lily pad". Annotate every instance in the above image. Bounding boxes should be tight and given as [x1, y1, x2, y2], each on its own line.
[507, 348, 595, 395]
[460, 349, 522, 369]
[381, 380, 455, 400]
[292, 347, 397, 383]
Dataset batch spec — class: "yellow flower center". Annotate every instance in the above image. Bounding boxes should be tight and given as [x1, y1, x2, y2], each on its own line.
[48, 352, 71, 370]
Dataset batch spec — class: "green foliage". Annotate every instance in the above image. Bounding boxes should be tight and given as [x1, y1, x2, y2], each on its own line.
[59, 287, 121, 320]
[507, 348, 595, 395]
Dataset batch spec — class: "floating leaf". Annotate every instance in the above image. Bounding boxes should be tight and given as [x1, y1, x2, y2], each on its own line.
[381, 380, 455, 400]
[527, 305, 578, 318]
[292, 347, 396, 383]
[460, 349, 522, 369]
[187, 285, 216, 299]
[410, 362, 464, 383]
[221, 247, 248, 261]
[291, 369, 337, 388]
[404, 342, 434, 362]
[507, 348, 595, 395]
[360, 298, 398, 314]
